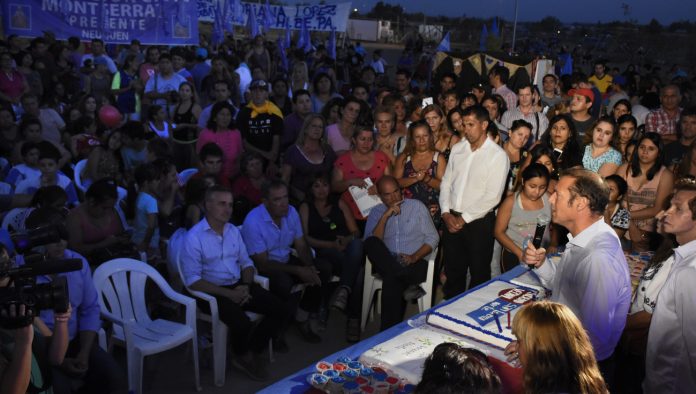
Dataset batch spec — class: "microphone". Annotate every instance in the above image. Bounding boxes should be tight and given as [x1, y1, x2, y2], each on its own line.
[7, 259, 83, 278]
[528, 214, 550, 269]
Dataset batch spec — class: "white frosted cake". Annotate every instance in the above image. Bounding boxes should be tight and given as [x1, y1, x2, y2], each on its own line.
[426, 279, 544, 349]
[359, 325, 481, 384]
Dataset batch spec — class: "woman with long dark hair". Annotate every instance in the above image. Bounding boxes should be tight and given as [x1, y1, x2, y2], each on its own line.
[394, 120, 446, 224]
[311, 72, 342, 113]
[502, 119, 532, 195]
[196, 101, 243, 181]
[416, 343, 501, 393]
[540, 114, 582, 170]
[495, 163, 552, 271]
[325, 96, 360, 155]
[616, 114, 639, 163]
[299, 172, 363, 341]
[616, 132, 674, 251]
[582, 117, 622, 177]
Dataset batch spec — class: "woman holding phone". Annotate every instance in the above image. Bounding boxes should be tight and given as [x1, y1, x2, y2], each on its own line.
[540, 114, 582, 170]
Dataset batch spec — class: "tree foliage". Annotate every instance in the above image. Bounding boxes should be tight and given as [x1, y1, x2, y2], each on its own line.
[366, 1, 404, 21]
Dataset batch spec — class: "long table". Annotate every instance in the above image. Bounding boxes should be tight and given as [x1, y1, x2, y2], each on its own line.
[258, 266, 529, 393]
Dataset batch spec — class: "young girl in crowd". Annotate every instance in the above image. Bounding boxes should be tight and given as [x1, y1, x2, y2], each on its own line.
[131, 162, 160, 258]
[68, 115, 101, 160]
[502, 119, 532, 195]
[604, 174, 631, 240]
[146, 105, 172, 139]
[582, 117, 622, 177]
[616, 114, 639, 162]
[494, 163, 552, 271]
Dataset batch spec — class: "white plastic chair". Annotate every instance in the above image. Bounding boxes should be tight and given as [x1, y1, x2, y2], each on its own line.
[178, 168, 199, 187]
[360, 247, 437, 332]
[1, 207, 32, 232]
[174, 231, 271, 387]
[74, 159, 89, 193]
[92, 258, 201, 394]
[167, 228, 188, 292]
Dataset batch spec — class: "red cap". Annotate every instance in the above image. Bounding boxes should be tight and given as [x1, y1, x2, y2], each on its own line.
[568, 88, 595, 102]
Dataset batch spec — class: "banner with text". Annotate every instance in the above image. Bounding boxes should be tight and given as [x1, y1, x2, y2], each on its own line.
[2, 0, 199, 45]
[198, 1, 351, 32]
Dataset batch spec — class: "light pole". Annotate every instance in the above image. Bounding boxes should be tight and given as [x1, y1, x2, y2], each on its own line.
[511, 0, 519, 53]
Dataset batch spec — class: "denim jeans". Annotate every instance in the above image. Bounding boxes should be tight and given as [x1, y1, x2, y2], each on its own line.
[317, 238, 364, 317]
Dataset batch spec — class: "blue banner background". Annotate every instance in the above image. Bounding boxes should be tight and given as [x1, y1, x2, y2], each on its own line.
[3, 0, 199, 45]
[198, 0, 352, 32]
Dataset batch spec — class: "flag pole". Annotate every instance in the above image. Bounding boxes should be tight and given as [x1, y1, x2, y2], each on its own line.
[511, 0, 519, 53]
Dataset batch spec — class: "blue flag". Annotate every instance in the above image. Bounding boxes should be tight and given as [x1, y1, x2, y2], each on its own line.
[328, 28, 337, 59]
[303, 27, 312, 53]
[436, 31, 450, 52]
[263, 0, 273, 33]
[212, 0, 225, 45]
[232, 0, 244, 24]
[284, 21, 292, 48]
[491, 17, 499, 36]
[480, 24, 488, 51]
[297, 21, 306, 49]
[560, 53, 573, 76]
[220, 0, 230, 36]
[247, 6, 258, 38]
[278, 39, 289, 72]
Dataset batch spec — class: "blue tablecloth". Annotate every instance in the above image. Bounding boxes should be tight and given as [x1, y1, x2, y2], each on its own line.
[258, 266, 529, 393]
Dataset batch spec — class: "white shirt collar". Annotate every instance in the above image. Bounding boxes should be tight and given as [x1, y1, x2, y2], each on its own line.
[567, 218, 607, 248]
[674, 239, 696, 265]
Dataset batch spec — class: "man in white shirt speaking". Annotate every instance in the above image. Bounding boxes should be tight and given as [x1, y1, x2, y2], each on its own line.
[643, 179, 696, 393]
[439, 105, 509, 298]
[519, 168, 631, 387]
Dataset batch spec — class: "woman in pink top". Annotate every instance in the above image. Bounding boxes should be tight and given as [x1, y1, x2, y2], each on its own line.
[196, 101, 243, 181]
[616, 132, 674, 251]
[326, 96, 361, 156]
[332, 128, 391, 226]
[0, 52, 29, 104]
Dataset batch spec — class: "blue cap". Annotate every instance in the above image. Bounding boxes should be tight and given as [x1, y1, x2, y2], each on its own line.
[195, 47, 208, 59]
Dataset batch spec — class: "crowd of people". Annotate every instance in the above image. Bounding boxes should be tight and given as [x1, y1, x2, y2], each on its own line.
[0, 30, 695, 393]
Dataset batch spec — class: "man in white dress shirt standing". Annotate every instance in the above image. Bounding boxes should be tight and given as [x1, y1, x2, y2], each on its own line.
[518, 168, 631, 387]
[643, 180, 696, 393]
[439, 105, 509, 298]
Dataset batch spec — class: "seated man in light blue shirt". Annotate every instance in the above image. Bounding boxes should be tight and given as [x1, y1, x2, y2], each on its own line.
[241, 180, 332, 343]
[364, 176, 440, 331]
[180, 186, 291, 381]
